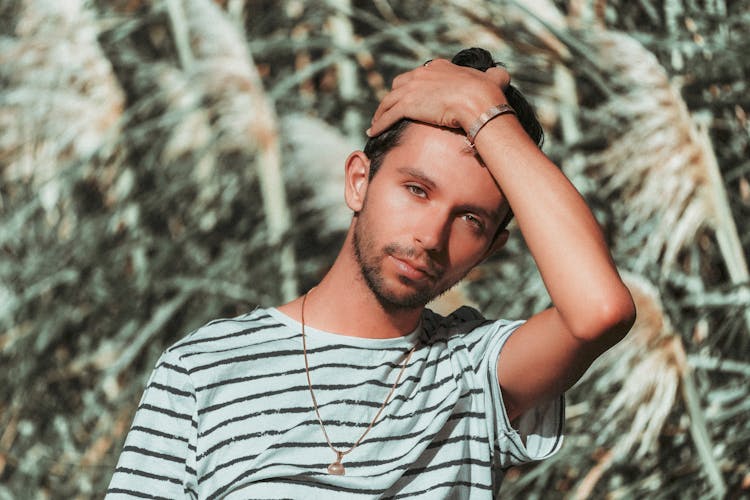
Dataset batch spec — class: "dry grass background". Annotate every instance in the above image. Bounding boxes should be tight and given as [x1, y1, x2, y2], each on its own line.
[0, 0, 748, 498]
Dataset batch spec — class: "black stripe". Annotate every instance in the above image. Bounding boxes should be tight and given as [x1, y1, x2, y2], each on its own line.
[494, 441, 526, 463]
[384, 479, 492, 499]
[130, 425, 188, 443]
[198, 452, 259, 483]
[106, 488, 172, 499]
[197, 372, 426, 416]
[170, 311, 271, 350]
[467, 333, 487, 351]
[425, 433, 489, 450]
[200, 405, 309, 437]
[156, 361, 188, 375]
[182, 332, 300, 360]
[113, 466, 182, 484]
[386, 388, 481, 421]
[189, 343, 412, 375]
[122, 445, 184, 464]
[358, 411, 485, 447]
[208, 472, 384, 499]
[148, 381, 193, 399]
[205, 311, 271, 327]
[194, 350, 437, 393]
[189, 347, 299, 374]
[323, 431, 490, 472]
[178, 323, 288, 352]
[401, 456, 492, 476]
[198, 383, 308, 416]
[469, 329, 507, 374]
[556, 394, 565, 447]
[138, 403, 192, 421]
[204, 312, 270, 326]
[198, 430, 277, 460]
[216, 474, 489, 498]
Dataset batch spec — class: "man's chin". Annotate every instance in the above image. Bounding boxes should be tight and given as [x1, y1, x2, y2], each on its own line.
[372, 283, 436, 311]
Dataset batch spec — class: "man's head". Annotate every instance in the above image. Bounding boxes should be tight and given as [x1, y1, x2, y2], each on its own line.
[344, 47, 544, 312]
[363, 47, 544, 231]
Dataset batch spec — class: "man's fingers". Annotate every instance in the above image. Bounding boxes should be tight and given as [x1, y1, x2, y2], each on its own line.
[368, 87, 406, 136]
[368, 106, 404, 137]
[371, 86, 405, 125]
[392, 61, 440, 89]
[391, 72, 412, 89]
[368, 58, 507, 137]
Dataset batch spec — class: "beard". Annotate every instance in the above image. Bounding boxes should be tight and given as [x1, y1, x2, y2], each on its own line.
[352, 214, 459, 312]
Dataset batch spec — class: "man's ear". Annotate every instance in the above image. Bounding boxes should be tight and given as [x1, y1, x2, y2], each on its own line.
[344, 151, 370, 212]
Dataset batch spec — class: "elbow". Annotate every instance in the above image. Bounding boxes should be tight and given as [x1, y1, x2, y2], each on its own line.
[600, 292, 636, 345]
[571, 286, 636, 347]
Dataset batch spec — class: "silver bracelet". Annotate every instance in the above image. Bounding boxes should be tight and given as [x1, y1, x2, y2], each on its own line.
[466, 103, 516, 146]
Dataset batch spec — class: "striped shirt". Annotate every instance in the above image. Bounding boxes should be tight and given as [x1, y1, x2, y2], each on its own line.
[107, 306, 564, 499]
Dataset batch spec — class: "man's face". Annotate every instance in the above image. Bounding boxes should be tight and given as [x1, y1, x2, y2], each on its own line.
[352, 123, 509, 311]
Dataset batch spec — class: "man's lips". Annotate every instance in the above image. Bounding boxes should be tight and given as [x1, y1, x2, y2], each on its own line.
[389, 255, 437, 281]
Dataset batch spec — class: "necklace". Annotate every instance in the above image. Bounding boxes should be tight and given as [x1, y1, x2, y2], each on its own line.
[300, 292, 417, 475]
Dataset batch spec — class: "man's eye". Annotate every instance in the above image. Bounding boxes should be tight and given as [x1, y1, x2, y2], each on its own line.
[463, 214, 484, 230]
[407, 185, 427, 197]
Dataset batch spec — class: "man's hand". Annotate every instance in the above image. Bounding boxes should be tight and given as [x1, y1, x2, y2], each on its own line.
[367, 59, 511, 137]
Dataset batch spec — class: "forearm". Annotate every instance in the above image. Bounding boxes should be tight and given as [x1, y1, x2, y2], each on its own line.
[474, 116, 634, 342]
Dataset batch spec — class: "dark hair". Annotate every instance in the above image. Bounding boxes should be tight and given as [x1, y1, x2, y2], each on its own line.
[363, 47, 545, 230]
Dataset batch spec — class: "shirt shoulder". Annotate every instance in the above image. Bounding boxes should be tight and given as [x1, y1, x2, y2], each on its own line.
[421, 306, 525, 382]
[422, 306, 522, 344]
[421, 305, 487, 336]
[166, 307, 291, 358]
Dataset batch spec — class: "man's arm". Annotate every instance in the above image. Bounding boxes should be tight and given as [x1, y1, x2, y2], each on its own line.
[107, 350, 198, 498]
[368, 59, 636, 421]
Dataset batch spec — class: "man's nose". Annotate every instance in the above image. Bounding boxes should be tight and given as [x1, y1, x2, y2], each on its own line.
[414, 212, 450, 252]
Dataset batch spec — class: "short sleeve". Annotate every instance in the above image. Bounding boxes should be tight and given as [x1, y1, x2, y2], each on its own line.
[106, 350, 198, 499]
[452, 307, 565, 469]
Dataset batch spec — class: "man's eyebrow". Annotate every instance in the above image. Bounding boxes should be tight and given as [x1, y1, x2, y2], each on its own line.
[396, 167, 437, 189]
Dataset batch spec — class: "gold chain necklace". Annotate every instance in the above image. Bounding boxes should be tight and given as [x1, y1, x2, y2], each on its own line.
[300, 292, 417, 475]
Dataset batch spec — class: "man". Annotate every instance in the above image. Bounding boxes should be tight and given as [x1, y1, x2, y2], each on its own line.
[107, 48, 635, 499]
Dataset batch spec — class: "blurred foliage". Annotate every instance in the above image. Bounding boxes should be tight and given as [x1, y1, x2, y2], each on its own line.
[1, 0, 748, 498]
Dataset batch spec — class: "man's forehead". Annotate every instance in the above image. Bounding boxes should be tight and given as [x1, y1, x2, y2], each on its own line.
[399, 122, 476, 153]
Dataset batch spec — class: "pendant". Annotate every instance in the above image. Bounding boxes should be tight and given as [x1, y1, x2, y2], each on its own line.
[327, 451, 345, 475]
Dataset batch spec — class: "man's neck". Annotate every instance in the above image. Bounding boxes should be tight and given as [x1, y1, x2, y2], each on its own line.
[277, 234, 423, 339]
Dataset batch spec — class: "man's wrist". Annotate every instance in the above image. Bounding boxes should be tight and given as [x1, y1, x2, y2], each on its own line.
[466, 103, 516, 147]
